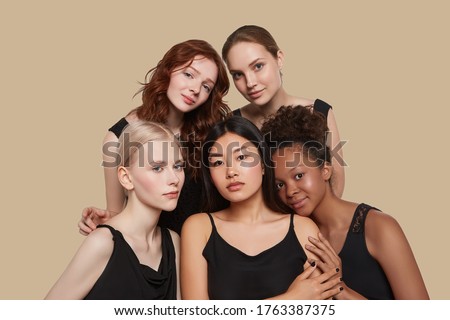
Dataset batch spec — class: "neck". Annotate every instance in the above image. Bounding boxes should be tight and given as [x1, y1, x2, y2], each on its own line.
[227, 189, 272, 223]
[310, 187, 348, 228]
[118, 194, 162, 239]
[166, 106, 184, 136]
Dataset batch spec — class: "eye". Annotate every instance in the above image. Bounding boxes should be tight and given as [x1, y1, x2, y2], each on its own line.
[276, 182, 285, 190]
[184, 72, 193, 79]
[254, 63, 264, 71]
[152, 166, 163, 173]
[209, 159, 224, 167]
[237, 154, 247, 161]
[202, 84, 211, 93]
[232, 72, 243, 80]
[294, 173, 304, 180]
[174, 162, 185, 171]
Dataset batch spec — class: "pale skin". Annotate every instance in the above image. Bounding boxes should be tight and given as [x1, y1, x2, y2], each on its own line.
[180, 132, 343, 300]
[225, 41, 345, 198]
[78, 56, 219, 234]
[46, 141, 184, 299]
[272, 146, 429, 299]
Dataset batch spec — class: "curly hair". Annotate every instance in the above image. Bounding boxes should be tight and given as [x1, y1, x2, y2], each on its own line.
[131, 40, 231, 179]
[261, 105, 331, 166]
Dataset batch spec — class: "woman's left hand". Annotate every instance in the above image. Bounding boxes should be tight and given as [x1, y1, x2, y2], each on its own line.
[305, 233, 342, 279]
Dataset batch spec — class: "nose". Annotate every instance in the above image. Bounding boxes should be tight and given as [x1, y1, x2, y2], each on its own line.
[167, 168, 181, 186]
[286, 182, 299, 198]
[226, 163, 239, 179]
[189, 80, 201, 95]
[246, 73, 257, 89]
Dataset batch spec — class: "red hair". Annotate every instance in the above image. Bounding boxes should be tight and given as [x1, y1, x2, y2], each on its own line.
[132, 40, 231, 179]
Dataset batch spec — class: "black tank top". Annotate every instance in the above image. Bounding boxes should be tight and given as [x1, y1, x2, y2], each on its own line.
[339, 203, 394, 299]
[84, 225, 177, 300]
[232, 98, 332, 118]
[202, 213, 307, 300]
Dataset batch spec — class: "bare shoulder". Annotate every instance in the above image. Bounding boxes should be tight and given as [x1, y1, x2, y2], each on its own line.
[291, 96, 315, 106]
[125, 111, 139, 123]
[81, 226, 115, 257]
[293, 214, 320, 234]
[365, 209, 406, 247]
[181, 213, 213, 236]
[167, 229, 180, 246]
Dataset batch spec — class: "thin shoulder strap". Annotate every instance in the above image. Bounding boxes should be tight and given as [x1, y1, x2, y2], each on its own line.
[205, 212, 217, 230]
[97, 224, 118, 240]
[351, 203, 374, 233]
[289, 213, 295, 229]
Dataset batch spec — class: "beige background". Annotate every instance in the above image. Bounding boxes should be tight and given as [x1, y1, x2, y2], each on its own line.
[1, 1, 448, 299]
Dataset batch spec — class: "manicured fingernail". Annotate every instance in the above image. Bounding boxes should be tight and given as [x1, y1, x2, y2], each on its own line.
[339, 277, 342, 281]
[309, 260, 316, 267]
[339, 287, 344, 291]
[336, 268, 340, 272]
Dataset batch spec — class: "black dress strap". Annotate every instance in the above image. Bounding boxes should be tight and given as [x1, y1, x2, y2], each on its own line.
[97, 224, 118, 240]
[108, 117, 129, 138]
[205, 212, 217, 230]
[350, 203, 375, 233]
[313, 99, 332, 119]
[232, 109, 242, 117]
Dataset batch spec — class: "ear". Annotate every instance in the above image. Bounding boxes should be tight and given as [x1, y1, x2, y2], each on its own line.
[118, 166, 134, 191]
[277, 50, 284, 69]
[321, 163, 333, 182]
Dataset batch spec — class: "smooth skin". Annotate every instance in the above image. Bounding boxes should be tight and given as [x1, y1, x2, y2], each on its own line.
[46, 140, 184, 299]
[79, 56, 219, 235]
[180, 132, 343, 300]
[225, 41, 345, 198]
[273, 146, 429, 299]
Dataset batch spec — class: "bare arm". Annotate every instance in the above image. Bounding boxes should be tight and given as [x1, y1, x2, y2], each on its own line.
[180, 214, 210, 299]
[45, 228, 113, 299]
[168, 230, 181, 300]
[366, 210, 429, 299]
[78, 131, 125, 235]
[327, 109, 345, 198]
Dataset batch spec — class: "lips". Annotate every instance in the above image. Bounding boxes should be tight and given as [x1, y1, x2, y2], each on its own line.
[163, 191, 179, 199]
[226, 182, 244, 192]
[289, 197, 307, 210]
[182, 94, 196, 105]
[248, 89, 264, 100]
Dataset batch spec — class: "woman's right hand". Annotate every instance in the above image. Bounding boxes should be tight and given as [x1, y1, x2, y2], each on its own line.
[78, 207, 112, 236]
[284, 262, 343, 300]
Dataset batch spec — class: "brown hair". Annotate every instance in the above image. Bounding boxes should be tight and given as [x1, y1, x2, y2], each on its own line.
[222, 25, 280, 64]
[133, 39, 231, 179]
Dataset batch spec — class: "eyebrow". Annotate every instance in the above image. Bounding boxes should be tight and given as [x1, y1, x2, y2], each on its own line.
[209, 146, 248, 158]
[228, 58, 263, 73]
[149, 161, 167, 166]
[188, 66, 215, 85]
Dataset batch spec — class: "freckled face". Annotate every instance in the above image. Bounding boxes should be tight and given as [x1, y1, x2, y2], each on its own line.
[166, 55, 218, 114]
[272, 147, 329, 217]
[208, 132, 264, 203]
[226, 42, 283, 106]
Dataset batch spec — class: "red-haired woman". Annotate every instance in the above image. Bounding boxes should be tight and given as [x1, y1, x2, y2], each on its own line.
[79, 40, 230, 235]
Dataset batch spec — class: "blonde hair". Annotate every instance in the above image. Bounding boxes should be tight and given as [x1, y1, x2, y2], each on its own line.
[117, 120, 182, 167]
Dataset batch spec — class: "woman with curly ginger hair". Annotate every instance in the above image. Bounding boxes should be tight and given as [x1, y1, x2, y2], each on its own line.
[79, 40, 231, 235]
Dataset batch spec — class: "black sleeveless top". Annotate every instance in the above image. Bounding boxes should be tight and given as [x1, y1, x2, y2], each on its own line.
[232, 98, 332, 118]
[109, 118, 224, 235]
[84, 225, 177, 300]
[202, 213, 307, 300]
[339, 204, 394, 299]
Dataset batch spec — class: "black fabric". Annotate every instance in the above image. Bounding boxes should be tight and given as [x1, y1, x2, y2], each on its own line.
[339, 203, 394, 300]
[108, 117, 130, 139]
[84, 225, 177, 300]
[313, 99, 332, 118]
[107, 117, 228, 235]
[202, 213, 307, 300]
[231, 98, 332, 120]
